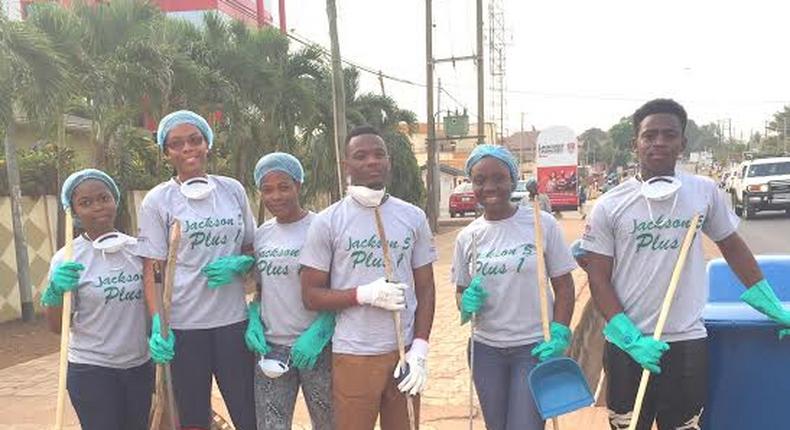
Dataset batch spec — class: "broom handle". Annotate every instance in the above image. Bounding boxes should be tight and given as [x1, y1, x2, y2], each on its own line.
[469, 233, 479, 430]
[373, 207, 416, 430]
[627, 214, 701, 430]
[54, 213, 74, 429]
[157, 219, 181, 430]
[532, 199, 560, 430]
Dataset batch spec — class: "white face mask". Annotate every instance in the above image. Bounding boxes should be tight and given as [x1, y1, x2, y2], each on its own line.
[258, 354, 290, 379]
[89, 231, 137, 271]
[347, 185, 386, 208]
[180, 177, 215, 200]
[640, 176, 681, 221]
[92, 231, 137, 254]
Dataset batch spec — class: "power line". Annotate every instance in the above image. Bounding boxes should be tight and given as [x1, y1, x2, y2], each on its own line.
[286, 31, 427, 89]
[286, 31, 790, 106]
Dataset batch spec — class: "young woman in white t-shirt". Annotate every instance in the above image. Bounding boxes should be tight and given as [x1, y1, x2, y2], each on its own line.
[42, 169, 152, 430]
[249, 152, 334, 429]
[452, 144, 577, 430]
[135, 110, 257, 429]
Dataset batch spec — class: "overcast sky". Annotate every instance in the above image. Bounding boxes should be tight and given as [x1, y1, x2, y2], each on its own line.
[281, 0, 790, 139]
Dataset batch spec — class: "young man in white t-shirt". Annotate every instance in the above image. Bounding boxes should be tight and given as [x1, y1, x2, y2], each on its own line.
[300, 126, 437, 429]
[582, 98, 790, 430]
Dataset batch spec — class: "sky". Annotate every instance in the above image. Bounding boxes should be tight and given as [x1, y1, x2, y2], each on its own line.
[280, 0, 790, 140]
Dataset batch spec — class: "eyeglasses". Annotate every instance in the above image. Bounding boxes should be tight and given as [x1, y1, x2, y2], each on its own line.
[166, 134, 204, 151]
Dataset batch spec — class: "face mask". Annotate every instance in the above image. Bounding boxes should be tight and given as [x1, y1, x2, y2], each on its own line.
[347, 185, 386, 208]
[640, 175, 681, 221]
[92, 231, 137, 254]
[258, 349, 290, 379]
[89, 231, 137, 271]
[180, 177, 215, 200]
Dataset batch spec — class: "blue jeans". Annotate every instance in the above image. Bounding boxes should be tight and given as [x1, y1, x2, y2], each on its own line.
[470, 340, 544, 430]
[67, 360, 154, 430]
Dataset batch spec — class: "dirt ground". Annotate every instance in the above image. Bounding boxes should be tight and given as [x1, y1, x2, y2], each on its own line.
[0, 314, 60, 370]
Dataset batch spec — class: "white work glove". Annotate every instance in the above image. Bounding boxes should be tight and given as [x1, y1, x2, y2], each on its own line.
[356, 277, 406, 311]
[394, 338, 429, 396]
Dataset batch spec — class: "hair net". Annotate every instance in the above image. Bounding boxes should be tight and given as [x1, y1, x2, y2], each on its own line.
[254, 152, 305, 188]
[570, 239, 587, 260]
[464, 144, 519, 189]
[156, 110, 214, 150]
[60, 169, 120, 211]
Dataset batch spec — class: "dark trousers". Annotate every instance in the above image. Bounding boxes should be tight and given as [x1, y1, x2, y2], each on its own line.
[172, 320, 255, 430]
[605, 338, 708, 430]
[67, 360, 154, 430]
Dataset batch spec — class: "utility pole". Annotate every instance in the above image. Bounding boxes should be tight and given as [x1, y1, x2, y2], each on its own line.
[425, 0, 438, 232]
[378, 70, 386, 97]
[3, 124, 34, 322]
[326, 0, 347, 198]
[476, 0, 484, 144]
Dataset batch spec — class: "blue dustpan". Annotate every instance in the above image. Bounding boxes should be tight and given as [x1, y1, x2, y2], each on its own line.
[528, 357, 594, 419]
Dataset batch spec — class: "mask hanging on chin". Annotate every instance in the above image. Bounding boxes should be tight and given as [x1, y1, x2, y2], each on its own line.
[180, 177, 215, 200]
[92, 231, 137, 254]
[640, 175, 682, 221]
[347, 185, 387, 208]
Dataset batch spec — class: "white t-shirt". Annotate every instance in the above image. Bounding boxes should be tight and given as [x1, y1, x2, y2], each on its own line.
[254, 212, 317, 346]
[135, 175, 256, 330]
[451, 206, 577, 348]
[581, 171, 739, 342]
[50, 235, 149, 369]
[299, 195, 437, 355]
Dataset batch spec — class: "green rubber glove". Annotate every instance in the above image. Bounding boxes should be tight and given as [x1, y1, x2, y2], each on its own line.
[149, 313, 175, 364]
[603, 313, 669, 374]
[741, 279, 790, 339]
[460, 275, 489, 324]
[245, 301, 270, 355]
[291, 312, 336, 369]
[40, 261, 85, 307]
[201, 255, 255, 289]
[531, 321, 572, 362]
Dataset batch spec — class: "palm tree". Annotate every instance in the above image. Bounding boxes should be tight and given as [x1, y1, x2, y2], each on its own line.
[301, 67, 425, 207]
[1, 11, 73, 321]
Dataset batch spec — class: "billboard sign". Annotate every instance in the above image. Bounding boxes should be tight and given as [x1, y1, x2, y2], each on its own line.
[535, 126, 579, 209]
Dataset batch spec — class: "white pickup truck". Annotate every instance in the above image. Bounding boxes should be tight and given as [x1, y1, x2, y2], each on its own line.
[730, 157, 790, 219]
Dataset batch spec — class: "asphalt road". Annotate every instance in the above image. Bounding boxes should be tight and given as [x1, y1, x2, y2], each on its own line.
[723, 189, 790, 255]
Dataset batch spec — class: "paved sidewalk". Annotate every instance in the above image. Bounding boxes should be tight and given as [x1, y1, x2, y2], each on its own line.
[0, 213, 720, 429]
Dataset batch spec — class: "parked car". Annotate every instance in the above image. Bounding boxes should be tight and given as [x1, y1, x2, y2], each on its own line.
[449, 182, 478, 218]
[730, 157, 790, 219]
[510, 179, 529, 204]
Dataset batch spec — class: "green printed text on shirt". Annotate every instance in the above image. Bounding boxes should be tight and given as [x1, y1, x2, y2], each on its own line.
[474, 243, 536, 276]
[184, 214, 242, 250]
[345, 234, 411, 269]
[96, 271, 143, 304]
[629, 215, 704, 252]
[257, 247, 300, 277]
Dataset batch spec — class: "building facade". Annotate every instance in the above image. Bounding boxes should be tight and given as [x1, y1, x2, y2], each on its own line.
[18, 0, 275, 27]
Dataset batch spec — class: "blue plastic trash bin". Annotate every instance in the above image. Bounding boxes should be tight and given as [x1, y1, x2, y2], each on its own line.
[702, 256, 790, 430]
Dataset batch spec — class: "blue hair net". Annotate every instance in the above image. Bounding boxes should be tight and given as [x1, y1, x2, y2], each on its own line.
[156, 110, 214, 150]
[60, 169, 121, 211]
[254, 152, 305, 188]
[570, 239, 587, 260]
[464, 144, 519, 189]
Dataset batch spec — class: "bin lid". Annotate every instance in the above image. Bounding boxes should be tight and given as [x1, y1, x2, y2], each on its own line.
[703, 302, 787, 326]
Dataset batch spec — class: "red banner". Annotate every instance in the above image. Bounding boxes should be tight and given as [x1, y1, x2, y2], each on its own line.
[537, 165, 579, 207]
